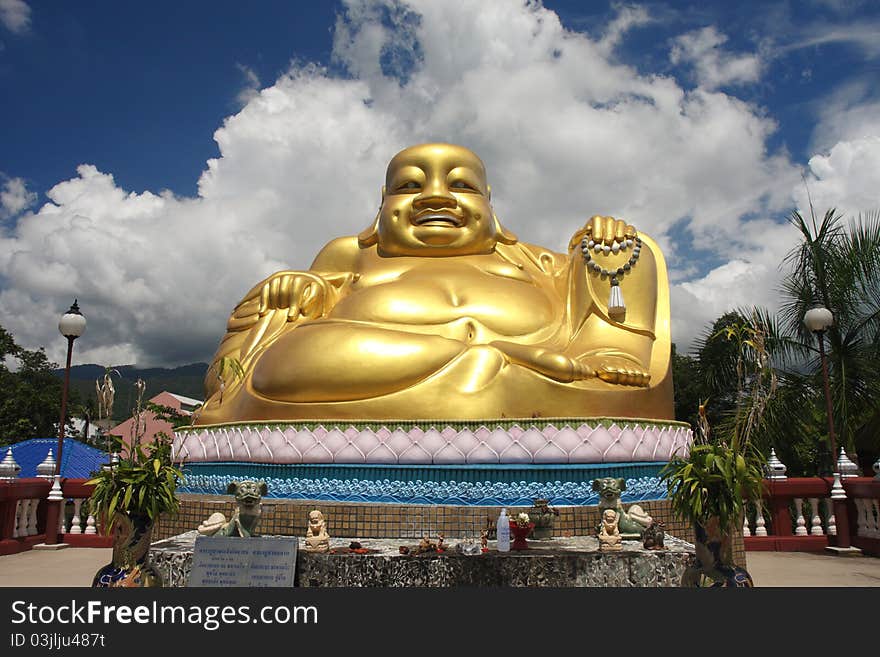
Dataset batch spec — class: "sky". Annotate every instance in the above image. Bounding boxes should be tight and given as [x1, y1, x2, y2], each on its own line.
[1, 0, 879, 369]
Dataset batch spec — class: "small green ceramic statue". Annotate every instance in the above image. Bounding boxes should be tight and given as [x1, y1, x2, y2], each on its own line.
[592, 477, 653, 538]
[197, 480, 268, 537]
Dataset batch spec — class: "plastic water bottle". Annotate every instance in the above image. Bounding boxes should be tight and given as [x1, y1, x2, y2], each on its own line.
[496, 508, 510, 552]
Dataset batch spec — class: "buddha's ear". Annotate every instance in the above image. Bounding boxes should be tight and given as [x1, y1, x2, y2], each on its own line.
[357, 185, 384, 247]
[487, 184, 492, 201]
[493, 212, 518, 245]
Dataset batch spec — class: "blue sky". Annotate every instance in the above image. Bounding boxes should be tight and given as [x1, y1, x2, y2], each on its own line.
[1, 0, 879, 367]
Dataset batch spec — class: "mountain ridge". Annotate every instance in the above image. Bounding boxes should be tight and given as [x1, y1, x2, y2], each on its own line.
[53, 363, 209, 422]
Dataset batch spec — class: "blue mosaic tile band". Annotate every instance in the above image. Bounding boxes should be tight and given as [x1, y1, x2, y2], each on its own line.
[178, 462, 668, 506]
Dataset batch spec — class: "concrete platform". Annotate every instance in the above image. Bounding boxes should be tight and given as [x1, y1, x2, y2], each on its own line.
[1, 546, 879, 587]
[150, 531, 696, 587]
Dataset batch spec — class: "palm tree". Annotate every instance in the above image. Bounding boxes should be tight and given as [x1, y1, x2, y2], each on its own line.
[76, 398, 98, 446]
[777, 207, 880, 472]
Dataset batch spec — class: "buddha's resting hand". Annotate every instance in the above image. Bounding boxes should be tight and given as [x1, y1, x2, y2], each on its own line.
[489, 341, 593, 383]
[567, 215, 637, 252]
[210, 271, 341, 387]
[584, 354, 652, 387]
[256, 271, 330, 321]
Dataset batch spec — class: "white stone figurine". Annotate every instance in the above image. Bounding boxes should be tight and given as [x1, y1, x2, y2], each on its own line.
[304, 509, 330, 553]
[598, 509, 623, 551]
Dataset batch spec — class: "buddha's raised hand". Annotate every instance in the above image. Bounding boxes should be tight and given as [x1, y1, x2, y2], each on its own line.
[568, 215, 637, 252]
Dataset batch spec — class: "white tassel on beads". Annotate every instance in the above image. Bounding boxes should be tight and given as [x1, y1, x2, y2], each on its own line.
[608, 280, 626, 318]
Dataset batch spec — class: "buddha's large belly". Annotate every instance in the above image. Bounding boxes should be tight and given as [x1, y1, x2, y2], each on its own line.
[251, 270, 562, 403]
[251, 323, 479, 402]
[328, 275, 557, 338]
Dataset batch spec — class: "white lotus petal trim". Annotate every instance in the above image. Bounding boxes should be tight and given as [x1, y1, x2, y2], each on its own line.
[173, 422, 693, 465]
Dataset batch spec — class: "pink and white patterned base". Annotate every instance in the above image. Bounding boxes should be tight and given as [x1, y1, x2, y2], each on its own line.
[172, 421, 692, 465]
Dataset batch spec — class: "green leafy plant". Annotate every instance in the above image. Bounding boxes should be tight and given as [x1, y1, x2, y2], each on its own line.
[86, 435, 184, 531]
[86, 379, 184, 531]
[661, 312, 772, 534]
[662, 440, 764, 533]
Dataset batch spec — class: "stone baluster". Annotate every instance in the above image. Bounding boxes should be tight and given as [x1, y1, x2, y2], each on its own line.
[793, 498, 808, 536]
[871, 500, 880, 538]
[69, 499, 83, 534]
[824, 498, 836, 536]
[808, 498, 824, 536]
[854, 499, 868, 537]
[865, 500, 880, 538]
[856, 498, 879, 539]
[27, 498, 39, 536]
[12, 500, 22, 538]
[59, 501, 67, 534]
[742, 508, 751, 537]
[18, 499, 32, 538]
[754, 499, 767, 536]
[85, 512, 97, 535]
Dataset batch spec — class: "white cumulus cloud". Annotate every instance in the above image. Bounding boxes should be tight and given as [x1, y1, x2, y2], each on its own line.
[670, 26, 763, 90]
[0, 176, 36, 218]
[794, 136, 880, 219]
[0, 0, 30, 34]
[1, 0, 828, 368]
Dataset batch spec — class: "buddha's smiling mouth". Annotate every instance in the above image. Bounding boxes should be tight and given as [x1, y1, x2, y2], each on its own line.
[412, 211, 464, 227]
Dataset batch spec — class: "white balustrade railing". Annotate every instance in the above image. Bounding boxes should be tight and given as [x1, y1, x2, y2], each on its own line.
[854, 498, 879, 539]
[794, 497, 830, 535]
[13, 500, 22, 537]
[754, 500, 768, 536]
[69, 499, 83, 534]
[808, 498, 824, 536]
[825, 498, 837, 536]
[27, 498, 38, 536]
[13, 498, 41, 538]
[793, 498, 808, 536]
[57, 497, 100, 537]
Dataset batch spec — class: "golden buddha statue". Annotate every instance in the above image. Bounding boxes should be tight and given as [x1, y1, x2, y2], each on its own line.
[195, 143, 673, 424]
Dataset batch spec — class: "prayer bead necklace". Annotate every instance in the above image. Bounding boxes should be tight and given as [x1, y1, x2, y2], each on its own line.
[580, 233, 642, 318]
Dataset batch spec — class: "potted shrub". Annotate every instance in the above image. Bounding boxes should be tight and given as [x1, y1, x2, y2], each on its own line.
[661, 314, 774, 587]
[87, 380, 184, 587]
[661, 436, 764, 586]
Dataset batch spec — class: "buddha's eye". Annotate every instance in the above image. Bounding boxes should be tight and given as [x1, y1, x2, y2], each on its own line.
[450, 180, 472, 190]
[397, 181, 421, 192]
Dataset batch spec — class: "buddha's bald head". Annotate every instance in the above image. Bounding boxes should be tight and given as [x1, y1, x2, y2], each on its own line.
[358, 143, 516, 256]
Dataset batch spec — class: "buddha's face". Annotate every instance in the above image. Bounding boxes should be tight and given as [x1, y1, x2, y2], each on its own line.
[375, 143, 498, 256]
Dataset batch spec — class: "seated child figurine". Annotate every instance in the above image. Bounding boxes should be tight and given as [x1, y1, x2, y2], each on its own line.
[598, 508, 623, 551]
[304, 509, 330, 553]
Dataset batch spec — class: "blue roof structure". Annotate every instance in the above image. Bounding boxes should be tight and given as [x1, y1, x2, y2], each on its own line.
[3, 438, 108, 479]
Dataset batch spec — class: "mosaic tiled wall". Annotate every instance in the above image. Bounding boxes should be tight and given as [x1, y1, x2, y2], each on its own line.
[154, 494, 746, 568]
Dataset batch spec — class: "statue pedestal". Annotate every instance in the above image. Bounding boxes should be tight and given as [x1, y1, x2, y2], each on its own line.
[172, 419, 691, 506]
[149, 530, 696, 587]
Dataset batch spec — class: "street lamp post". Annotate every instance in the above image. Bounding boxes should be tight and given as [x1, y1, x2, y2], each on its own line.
[803, 305, 852, 550]
[44, 300, 86, 546]
[804, 307, 838, 465]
